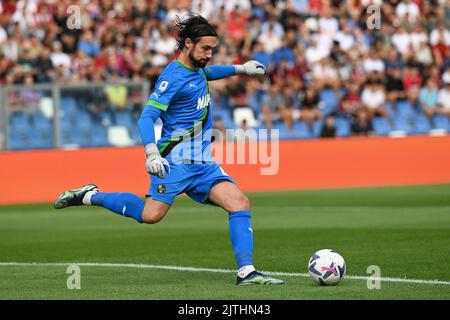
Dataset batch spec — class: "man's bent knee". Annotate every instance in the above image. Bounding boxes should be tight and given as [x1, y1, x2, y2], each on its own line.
[141, 212, 164, 224]
[240, 195, 251, 211]
[141, 201, 170, 224]
[229, 194, 250, 212]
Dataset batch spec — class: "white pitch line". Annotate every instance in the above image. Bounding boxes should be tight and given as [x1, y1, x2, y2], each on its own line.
[1, 262, 450, 286]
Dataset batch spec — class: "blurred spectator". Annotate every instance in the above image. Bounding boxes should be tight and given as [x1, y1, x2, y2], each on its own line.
[261, 82, 288, 130]
[2, 34, 19, 61]
[105, 70, 128, 112]
[78, 30, 100, 58]
[312, 56, 340, 89]
[50, 41, 71, 69]
[272, 38, 296, 67]
[155, 31, 176, 56]
[19, 74, 41, 114]
[395, 0, 420, 24]
[430, 23, 450, 65]
[391, 26, 411, 56]
[320, 115, 336, 138]
[36, 47, 55, 83]
[437, 76, 450, 117]
[261, 13, 285, 41]
[419, 79, 439, 120]
[299, 85, 323, 129]
[361, 80, 387, 119]
[384, 66, 406, 109]
[363, 50, 385, 74]
[416, 41, 434, 67]
[430, 22, 450, 47]
[403, 65, 423, 108]
[251, 42, 271, 70]
[340, 82, 361, 117]
[192, 0, 214, 20]
[0, 0, 449, 143]
[351, 108, 373, 136]
[227, 5, 250, 43]
[305, 36, 329, 65]
[258, 24, 282, 54]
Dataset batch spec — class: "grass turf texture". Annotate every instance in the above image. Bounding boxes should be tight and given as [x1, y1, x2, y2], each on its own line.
[0, 184, 449, 299]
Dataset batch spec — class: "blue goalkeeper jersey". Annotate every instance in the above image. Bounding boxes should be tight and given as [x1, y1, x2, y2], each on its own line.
[146, 59, 214, 163]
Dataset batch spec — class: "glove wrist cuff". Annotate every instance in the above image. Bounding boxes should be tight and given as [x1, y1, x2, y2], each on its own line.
[144, 143, 160, 158]
[233, 64, 245, 75]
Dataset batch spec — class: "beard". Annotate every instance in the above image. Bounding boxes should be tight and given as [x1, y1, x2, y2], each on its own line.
[189, 50, 209, 68]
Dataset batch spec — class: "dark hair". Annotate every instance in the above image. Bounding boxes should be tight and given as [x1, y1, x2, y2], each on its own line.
[173, 14, 217, 52]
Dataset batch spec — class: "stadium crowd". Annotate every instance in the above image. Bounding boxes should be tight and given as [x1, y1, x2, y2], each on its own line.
[1, 0, 450, 141]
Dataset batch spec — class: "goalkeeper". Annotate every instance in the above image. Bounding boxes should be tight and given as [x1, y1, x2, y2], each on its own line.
[54, 14, 284, 286]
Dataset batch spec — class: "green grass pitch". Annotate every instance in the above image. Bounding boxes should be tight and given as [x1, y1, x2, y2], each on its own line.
[0, 184, 449, 299]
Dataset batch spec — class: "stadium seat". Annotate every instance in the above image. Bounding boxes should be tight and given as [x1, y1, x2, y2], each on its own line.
[60, 97, 77, 109]
[29, 132, 53, 149]
[91, 124, 110, 147]
[432, 114, 449, 131]
[319, 89, 339, 116]
[413, 114, 431, 135]
[292, 121, 312, 139]
[395, 101, 416, 120]
[98, 112, 113, 127]
[334, 118, 351, 137]
[214, 108, 234, 129]
[115, 110, 134, 128]
[372, 117, 391, 136]
[107, 126, 134, 146]
[91, 135, 110, 147]
[233, 107, 258, 128]
[10, 113, 31, 133]
[75, 111, 93, 131]
[273, 122, 294, 140]
[8, 130, 28, 150]
[393, 116, 413, 135]
[32, 112, 52, 134]
[312, 120, 324, 138]
[61, 127, 87, 147]
[128, 126, 141, 145]
[76, 97, 90, 111]
[60, 97, 78, 116]
[384, 102, 396, 119]
[72, 132, 91, 147]
[60, 114, 77, 131]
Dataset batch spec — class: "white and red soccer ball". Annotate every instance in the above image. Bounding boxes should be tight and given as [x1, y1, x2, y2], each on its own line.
[308, 249, 346, 286]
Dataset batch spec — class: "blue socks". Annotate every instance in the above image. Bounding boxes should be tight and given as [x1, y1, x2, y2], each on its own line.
[229, 210, 254, 268]
[91, 192, 144, 223]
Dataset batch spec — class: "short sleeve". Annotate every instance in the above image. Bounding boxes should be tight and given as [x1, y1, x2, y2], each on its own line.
[146, 76, 183, 112]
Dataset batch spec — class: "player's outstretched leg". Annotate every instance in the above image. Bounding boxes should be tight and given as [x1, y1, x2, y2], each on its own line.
[54, 184, 145, 223]
[208, 181, 284, 285]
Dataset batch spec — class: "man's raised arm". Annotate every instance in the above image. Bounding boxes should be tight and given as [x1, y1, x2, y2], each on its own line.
[205, 61, 266, 81]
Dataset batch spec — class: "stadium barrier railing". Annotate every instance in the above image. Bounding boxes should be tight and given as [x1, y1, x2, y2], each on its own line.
[0, 81, 150, 151]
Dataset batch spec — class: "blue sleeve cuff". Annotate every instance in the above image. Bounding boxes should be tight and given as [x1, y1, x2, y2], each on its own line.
[205, 65, 236, 80]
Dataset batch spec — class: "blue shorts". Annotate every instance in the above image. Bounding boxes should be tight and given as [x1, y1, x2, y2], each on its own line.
[147, 161, 236, 205]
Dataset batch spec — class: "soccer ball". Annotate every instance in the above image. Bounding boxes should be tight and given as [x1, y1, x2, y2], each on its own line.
[308, 249, 346, 286]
